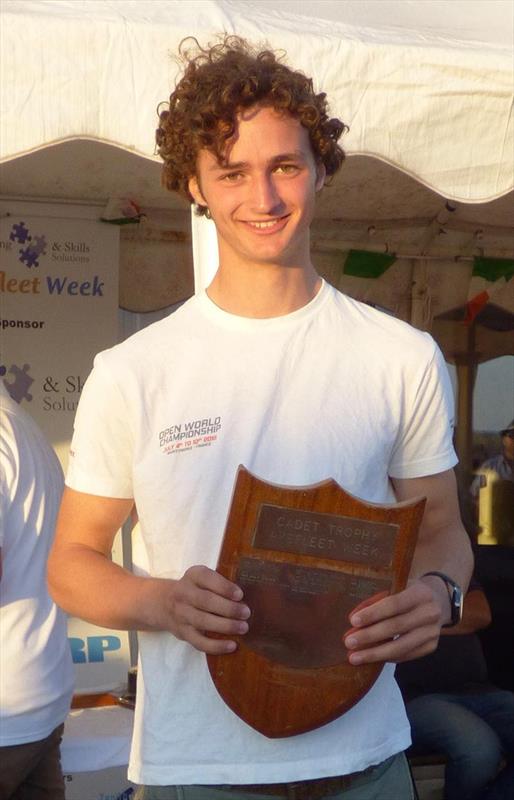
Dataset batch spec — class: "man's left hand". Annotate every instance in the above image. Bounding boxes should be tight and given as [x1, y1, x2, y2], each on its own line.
[343, 578, 448, 664]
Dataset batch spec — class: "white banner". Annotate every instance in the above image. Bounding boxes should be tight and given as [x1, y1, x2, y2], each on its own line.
[67, 617, 130, 694]
[0, 209, 130, 691]
[0, 213, 118, 468]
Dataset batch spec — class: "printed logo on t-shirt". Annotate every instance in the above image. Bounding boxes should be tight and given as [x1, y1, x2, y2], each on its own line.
[158, 415, 222, 455]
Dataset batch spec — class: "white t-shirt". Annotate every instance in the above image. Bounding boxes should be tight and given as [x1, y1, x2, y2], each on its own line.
[67, 281, 457, 785]
[0, 384, 74, 745]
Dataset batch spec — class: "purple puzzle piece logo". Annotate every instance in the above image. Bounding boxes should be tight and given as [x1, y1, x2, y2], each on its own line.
[9, 222, 32, 245]
[10, 222, 47, 268]
[3, 363, 34, 404]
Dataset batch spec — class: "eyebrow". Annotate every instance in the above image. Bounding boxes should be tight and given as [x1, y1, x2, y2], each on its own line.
[210, 151, 307, 172]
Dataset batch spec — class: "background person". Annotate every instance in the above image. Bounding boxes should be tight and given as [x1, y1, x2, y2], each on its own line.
[48, 36, 473, 800]
[471, 420, 514, 497]
[396, 579, 514, 800]
[0, 382, 74, 799]
[471, 420, 514, 546]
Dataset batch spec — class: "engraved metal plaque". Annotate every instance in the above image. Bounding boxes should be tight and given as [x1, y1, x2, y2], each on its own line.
[207, 466, 425, 738]
[254, 504, 398, 567]
[237, 556, 391, 668]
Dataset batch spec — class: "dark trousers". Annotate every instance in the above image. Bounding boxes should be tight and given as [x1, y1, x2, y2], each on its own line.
[0, 723, 66, 800]
[406, 689, 514, 800]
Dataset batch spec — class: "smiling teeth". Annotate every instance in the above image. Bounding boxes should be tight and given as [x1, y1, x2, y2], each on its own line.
[248, 219, 279, 229]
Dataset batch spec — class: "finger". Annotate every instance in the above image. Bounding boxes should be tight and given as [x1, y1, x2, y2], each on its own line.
[348, 590, 390, 619]
[345, 599, 440, 650]
[185, 565, 244, 601]
[185, 627, 240, 655]
[349, 582, 433, 628]
[347, 624, 441, 665]
[185, 586, 251, 621]
[185, 606, 249, 637]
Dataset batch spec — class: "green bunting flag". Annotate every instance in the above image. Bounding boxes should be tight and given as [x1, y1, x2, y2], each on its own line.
[342, 250, 396, 279]
[472, 257, 514, 282]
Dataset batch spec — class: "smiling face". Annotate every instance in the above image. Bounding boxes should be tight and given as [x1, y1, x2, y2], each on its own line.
[188, 105, 325, 272]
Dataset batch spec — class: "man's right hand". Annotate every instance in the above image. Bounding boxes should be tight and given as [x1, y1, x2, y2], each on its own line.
[158, 565, 250, 654]
[48, 489, 250, 655]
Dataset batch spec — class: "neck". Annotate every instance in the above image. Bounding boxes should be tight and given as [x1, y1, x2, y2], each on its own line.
[206, 236, 321, 318]
[207, 263, 321, 318]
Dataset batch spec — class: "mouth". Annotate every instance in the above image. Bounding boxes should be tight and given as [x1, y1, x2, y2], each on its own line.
[241, 215, 290, 234]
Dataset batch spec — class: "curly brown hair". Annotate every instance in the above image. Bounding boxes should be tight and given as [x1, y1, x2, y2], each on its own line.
[156, 35, 347, 215]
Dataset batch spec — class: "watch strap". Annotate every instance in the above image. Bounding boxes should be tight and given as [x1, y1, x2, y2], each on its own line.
[422, 570, 463, 627]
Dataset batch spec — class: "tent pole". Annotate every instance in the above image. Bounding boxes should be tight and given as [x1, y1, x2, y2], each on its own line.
[455, 324, 477, 482]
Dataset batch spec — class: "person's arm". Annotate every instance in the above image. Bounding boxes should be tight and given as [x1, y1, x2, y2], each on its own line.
[48, 487, 250, 655]
[343, 468, 473, 665]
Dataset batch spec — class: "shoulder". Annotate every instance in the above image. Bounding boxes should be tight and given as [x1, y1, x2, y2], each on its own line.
[328, 287, 439, 362]
[1, 388, 40, 455]
[0, 387, 63, 490]
[95, 295, 199, 370]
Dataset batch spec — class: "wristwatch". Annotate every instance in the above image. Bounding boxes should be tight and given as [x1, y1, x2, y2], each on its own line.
[422, 571, 463, 628]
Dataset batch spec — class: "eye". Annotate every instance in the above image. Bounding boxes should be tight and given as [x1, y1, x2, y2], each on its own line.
[220, 171, 244, 182]
[274, 163, 300, 175]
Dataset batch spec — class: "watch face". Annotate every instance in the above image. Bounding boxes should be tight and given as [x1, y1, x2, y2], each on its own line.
[452, 585, 463, 626]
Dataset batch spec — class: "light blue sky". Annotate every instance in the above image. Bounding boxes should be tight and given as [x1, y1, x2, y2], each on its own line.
[474, 356, 514, 432]
[448, 356, 514, 432]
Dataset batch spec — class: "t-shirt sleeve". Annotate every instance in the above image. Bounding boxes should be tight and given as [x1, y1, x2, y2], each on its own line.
[66, 354, 134, 498]
[0, 413, 16, 547]
[0, 444, 10, 549]
[389, 340, 458, 479]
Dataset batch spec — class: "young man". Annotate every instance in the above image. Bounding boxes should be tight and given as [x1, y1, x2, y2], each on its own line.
[49, 36, 473, 799]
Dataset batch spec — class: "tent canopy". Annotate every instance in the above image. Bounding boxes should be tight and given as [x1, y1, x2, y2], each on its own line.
[2, 0, 513, 202]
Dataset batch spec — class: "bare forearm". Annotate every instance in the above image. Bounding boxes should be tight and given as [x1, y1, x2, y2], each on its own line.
[406, 518, 473, 631]
[409, 520, 473, 592]
[48, 543, 170, 631]
[394, 470, 474, 594]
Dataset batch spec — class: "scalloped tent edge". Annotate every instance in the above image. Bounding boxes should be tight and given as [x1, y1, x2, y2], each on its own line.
[1, 0, 513, 203]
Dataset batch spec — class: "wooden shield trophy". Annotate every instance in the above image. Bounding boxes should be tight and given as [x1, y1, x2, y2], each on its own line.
[207, 466, 425, 738]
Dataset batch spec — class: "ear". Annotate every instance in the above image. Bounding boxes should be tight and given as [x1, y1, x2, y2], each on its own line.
[315, 162, 326, 192]
[188, 175, 208, 207]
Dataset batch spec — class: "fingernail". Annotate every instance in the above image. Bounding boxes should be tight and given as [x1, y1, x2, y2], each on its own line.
[345, 636, 358, 649]
[350, 614, 362, 627]
[240, 606, 251, 619]
[225, 641, 237, 652]
[238, 622, 249, 634]
[349, 652, 363, 665]
[232, 588, 243, 601]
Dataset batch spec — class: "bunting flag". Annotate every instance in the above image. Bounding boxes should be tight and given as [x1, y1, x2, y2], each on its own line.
[472, 257, 514, 282]
[342, 249, 397, 279]
[464, 257, 514, 325]
[100, 197, 144, 225]
[464, 290, 490, 326]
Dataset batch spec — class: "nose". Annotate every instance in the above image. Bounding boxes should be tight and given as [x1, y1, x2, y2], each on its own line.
[251, 173, 283, 214]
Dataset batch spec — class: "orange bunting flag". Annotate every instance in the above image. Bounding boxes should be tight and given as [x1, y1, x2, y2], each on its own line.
[464, 290, 489, 326]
